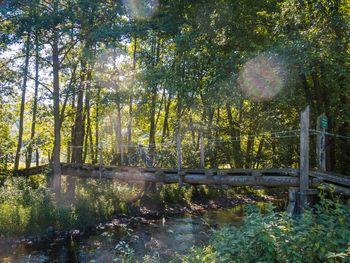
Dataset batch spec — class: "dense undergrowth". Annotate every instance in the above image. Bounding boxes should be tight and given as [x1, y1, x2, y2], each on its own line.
[181, 193, 350, 263]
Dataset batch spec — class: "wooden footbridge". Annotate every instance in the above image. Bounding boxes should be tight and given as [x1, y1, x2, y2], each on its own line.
[15, 163, 350, 196]
[13, 106, 350, 213]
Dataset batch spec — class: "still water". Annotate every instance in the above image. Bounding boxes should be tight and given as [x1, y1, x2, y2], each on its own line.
[0, 202, 283, 262]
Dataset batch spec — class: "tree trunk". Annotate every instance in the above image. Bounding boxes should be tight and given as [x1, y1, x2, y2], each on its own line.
[26, 32, 40, 169]
[161, 93, 172, 143]
[35, 149, 39, 167]
[116, 102, 123, 164]
[254, 138, 265, 168]
[108, 114, 116, 160]
[148, 36, 160, 164]
[84, 70, 94, 163]
[127, 97, 132, 152]
[245, 137, 254, 169]
[94, 86, 100, 164]
[52, 27, 61, 195]
[72, 62, 86, 164]
[127, 37, 136, 158]
[226, 103, 243, 168]
[68, 87, 76, 163]
[14, 31, 31, 170]
[149, 85, 157, 164]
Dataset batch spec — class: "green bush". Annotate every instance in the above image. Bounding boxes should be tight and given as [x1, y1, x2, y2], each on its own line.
[183, 197, 350, 263]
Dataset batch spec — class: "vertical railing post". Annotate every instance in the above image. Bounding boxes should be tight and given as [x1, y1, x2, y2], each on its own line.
[316, 114, 326, 171]
[300, 105, 310, 208]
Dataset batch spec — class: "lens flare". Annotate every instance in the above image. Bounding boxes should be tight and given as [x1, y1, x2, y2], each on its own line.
[238, 52, 286, 101]
[123, 0, 159, 20]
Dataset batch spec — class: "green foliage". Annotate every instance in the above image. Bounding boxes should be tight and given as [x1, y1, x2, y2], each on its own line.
[183, 199, 350, 263]
[0, 176, 138, 237]
[160, 184, 193, 206]
[1, 0, 349, 172]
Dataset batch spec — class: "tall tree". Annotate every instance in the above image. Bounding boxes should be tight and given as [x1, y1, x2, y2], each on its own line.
[14, 32, 31, 170]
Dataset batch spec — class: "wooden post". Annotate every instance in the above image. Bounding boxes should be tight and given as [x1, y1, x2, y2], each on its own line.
[99, 143, 103, 179]
[300, 106, 310, 190]
[316, 114, 326, 171]
[300, 106, 310, 207]
[177, 132, 183, 187]
[200, 131, 205, 168]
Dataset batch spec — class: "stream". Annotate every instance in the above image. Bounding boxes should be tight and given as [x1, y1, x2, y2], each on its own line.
[0, 203, 270, 262]
[0, 201, 286, 263]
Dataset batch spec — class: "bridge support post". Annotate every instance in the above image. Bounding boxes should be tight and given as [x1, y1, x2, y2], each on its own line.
[297, 106, 318, 211]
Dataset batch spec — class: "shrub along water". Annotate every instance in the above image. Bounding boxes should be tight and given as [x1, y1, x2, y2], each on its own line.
[182, 193, 350, 262]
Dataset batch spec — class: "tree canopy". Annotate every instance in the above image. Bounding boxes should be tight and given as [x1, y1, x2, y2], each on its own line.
[0, 0, 349, 187]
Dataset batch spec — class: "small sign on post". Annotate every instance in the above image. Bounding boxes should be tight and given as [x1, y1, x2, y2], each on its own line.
[320, 115, 328, 129]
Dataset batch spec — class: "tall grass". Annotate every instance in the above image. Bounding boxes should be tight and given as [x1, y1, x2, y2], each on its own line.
[0, 176, 139, 237]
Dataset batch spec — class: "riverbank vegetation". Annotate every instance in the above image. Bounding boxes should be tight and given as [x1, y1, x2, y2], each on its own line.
[0, 175, 273, 238]
[182, 194, 350, 263]
[0, 176, 139, 237]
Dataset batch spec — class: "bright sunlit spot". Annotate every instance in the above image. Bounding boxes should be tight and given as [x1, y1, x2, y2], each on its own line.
[94, 47, 134, 92]
[238, 52, 287, 101]
[122, 0, 159, 20]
